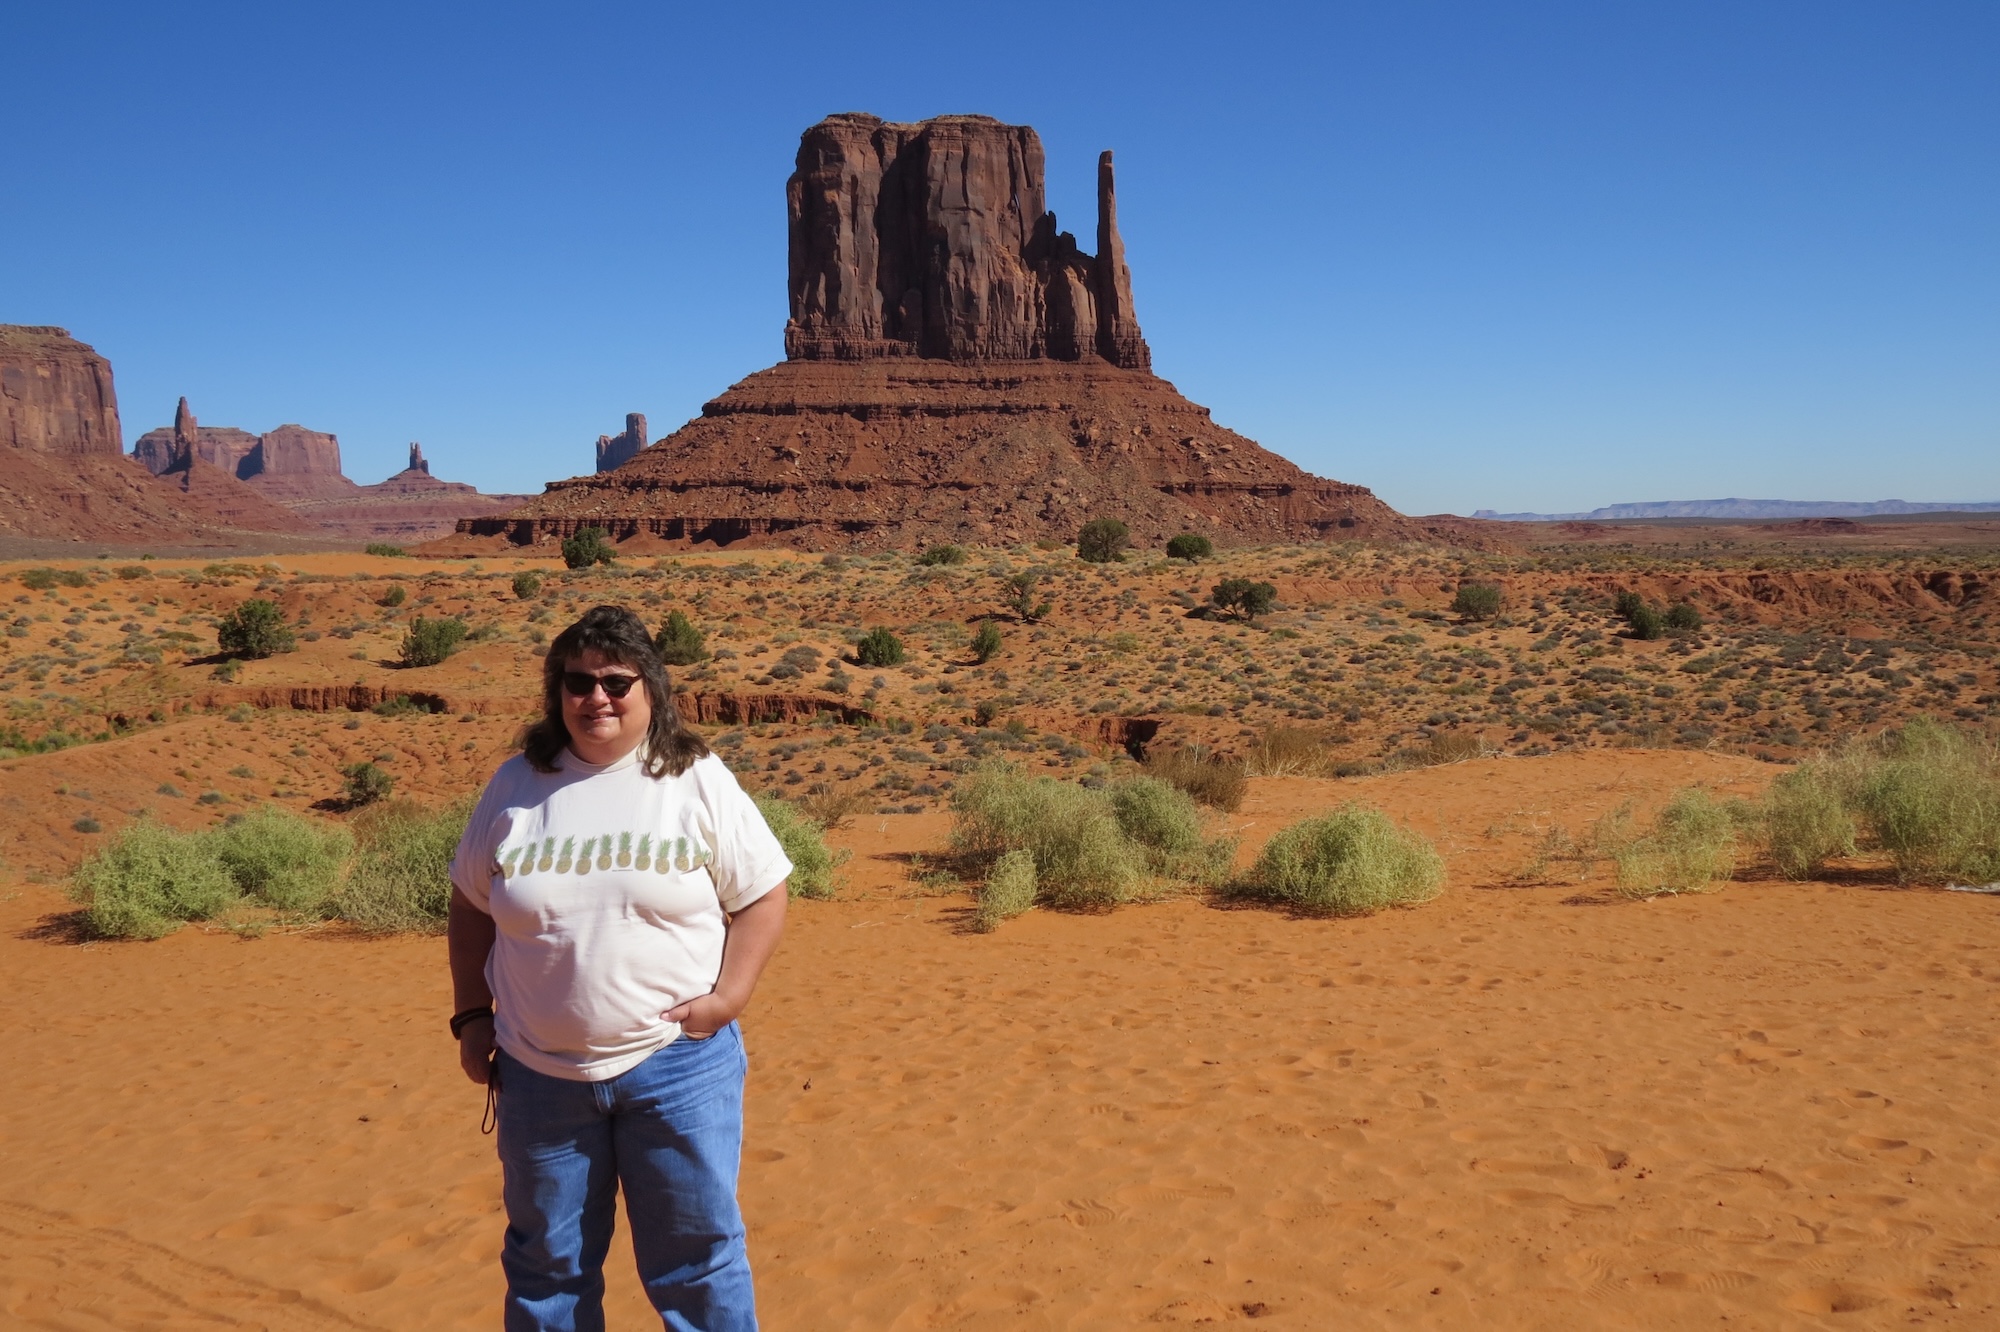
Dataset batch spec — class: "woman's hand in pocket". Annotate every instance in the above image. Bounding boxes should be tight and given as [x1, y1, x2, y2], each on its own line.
[665, 992, 738, 1040]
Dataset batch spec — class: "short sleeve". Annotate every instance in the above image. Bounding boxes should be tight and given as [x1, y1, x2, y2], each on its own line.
[695, 756, 794, 912]
[448, 766, 513, 912]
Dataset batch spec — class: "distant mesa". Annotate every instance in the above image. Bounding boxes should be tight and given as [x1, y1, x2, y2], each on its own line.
[133, 400, 527, 543]
[455, 113, 1470, 552]
[134, 398, 350, 501]
[1475, 498, 2000, 522]
[596, 414, 648, 473]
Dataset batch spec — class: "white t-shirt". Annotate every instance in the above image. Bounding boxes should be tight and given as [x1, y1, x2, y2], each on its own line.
[449, 747, 792, 1082]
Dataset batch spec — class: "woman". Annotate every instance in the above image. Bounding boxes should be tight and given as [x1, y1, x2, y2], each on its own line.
[448, 604, 789, 1332]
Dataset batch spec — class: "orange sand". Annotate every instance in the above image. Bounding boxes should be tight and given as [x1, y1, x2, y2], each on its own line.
[3, 752, 1996, 1329]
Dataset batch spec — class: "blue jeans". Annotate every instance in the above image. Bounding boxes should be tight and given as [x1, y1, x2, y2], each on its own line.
[494, 1024, 756, 1332]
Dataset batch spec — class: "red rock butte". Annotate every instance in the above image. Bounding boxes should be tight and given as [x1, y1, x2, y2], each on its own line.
[460, 113, 1462, 551]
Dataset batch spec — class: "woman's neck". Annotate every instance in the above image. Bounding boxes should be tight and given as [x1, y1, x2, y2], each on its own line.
[567, 732, 645, 768]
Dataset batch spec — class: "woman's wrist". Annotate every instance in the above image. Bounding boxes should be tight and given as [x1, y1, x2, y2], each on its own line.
[450, 1005, 495, 1039]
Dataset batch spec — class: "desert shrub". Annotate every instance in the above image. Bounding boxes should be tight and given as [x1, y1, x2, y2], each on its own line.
[1076, 517, 1130, 564]
[561, 526, 616, 569]
[68, 820, 238, 939]
[1384, 732, 1488, 770]
[378, 584, 407, 608]
[1763, 758, 1859, 879]
[341, 761, 395, 806]
[512, 571, 543, 599]
[800, 781, 870, 831]
[216, 599, 295, 659]
[1627, 604, 1664, 640]
[1232, 804, 1444, 916]
[1610, 788, 1738, 897]
[1246, 725, 1335, 777]
[1613, 589, 1645, 620]
[334, 797, 473, 932]
[115, 565, 151, 581]
[1003, 571, 1051, 622]
[970, 620, 1003, 664]
[1111, 776, 1234, 884]
[653, 610, 707, 666]
[854, 626, 905, 667]
[654, 611, 706, 664]
[18, 568, 58, 590]
[1211, 578, 1277, 622]
[211, 806, 352, 912]
[1143, 745, 1247, 812]
[972, 849, 1037, 932]
[917, 544, 967, 567]
[400, 616, 468, 667]
[752, 794, 843, 899]
[950, 764, 1140, 908]
[1664, 603, 1703, 632]
[364, 542, 406, 557]
[1856, 717, 2000, 883]
[1451, 583, 1502, 621]
[1165, 534, 1213, 562]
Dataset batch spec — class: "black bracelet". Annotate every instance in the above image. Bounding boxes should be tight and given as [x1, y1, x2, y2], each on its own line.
[450, 1005, 494, 1039]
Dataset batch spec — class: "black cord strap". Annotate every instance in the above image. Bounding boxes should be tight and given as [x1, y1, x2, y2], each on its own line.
[450, 1005, 494, 1039]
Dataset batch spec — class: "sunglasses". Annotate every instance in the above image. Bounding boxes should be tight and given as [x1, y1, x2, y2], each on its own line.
[561, 671, 642, 699]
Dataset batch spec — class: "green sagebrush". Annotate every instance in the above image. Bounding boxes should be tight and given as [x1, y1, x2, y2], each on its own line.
[1232, 803, 1444, 916]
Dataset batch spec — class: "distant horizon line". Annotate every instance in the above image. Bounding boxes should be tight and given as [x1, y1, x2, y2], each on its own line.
[1469, 498, 2000, 522]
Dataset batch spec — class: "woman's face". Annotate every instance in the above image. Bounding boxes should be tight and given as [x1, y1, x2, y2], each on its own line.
[559, 647, 653, 763]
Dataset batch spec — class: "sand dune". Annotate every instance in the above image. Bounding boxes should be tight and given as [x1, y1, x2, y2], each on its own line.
[3, 752, 1995, 1328]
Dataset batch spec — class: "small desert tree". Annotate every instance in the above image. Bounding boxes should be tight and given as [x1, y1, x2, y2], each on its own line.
[561, 526, 616, 569]
[917, 544, 967, 567]
[341, 761, 395, 807]
[854, 626, 905, 668]
[971, 620, 1003, 664]
[216, 599, 296, 659]
[400, 616, 469, 667]
[1076, 517, 1130, 564]
[1451, 583, 1502, 621]
[1165, 534, 1213, 562]
[1211, 578, 1277, 622]
[654, 611, 707, 665]
[511, 571, 543, 599]
[1664, 603, 1703, 632]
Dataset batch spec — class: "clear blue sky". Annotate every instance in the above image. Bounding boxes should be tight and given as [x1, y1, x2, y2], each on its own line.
[5, 1, 1995, 515]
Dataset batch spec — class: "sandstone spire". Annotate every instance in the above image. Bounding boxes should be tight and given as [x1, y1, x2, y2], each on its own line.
[1094, 152, 1149, 370]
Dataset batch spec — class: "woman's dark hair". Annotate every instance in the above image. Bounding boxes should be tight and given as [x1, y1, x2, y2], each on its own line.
[522, 604, 710, 778]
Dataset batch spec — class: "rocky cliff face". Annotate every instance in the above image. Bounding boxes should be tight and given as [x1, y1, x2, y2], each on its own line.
[451, 113, 1472, 553]
[0, 326, 122, 455]
[596, 414, 648, 472]
[784, 114, 1148, 368]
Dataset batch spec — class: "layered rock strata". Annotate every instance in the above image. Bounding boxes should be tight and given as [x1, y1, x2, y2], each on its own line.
[0, 326, 122, 455]
[456, 113, 1459, 551]
[463, 358, 1442, 549]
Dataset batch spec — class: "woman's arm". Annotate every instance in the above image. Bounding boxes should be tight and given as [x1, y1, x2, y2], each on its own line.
[665, 885, 788, 1038]
[448, 887, 498, 1084]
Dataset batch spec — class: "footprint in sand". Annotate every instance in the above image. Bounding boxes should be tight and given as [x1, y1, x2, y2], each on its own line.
[1061, 1198, 1118, 1227]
